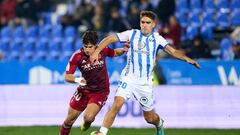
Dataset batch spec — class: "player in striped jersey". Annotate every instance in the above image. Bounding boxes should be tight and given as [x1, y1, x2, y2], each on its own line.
[90, 11, 200, 135]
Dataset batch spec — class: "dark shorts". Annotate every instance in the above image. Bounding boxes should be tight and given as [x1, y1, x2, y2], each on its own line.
[69, 89, 109, 112]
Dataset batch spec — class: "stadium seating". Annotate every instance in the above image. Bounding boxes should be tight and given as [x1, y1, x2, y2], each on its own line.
[203, 0, 216, 13]
[48, 39, 61, 60]
[216, 12, 230, 28]
[202, 12, 216, 28]
[176, 0, 189, 14]
[61, 39, 74, 60]
[190, 0, 202, 14]
[22, 40, 35, 61]
[186, 26, 199, 40]
[230, 0, 240, 11]
[9, 40, 22, 60]
[188, 12, 201, 28]
[201, 26, 213, 40]
[220, 38, 234, 60]
[217, 0, 230, 13]
[231, 10, 240, 26]
[35, 39, 48, 60]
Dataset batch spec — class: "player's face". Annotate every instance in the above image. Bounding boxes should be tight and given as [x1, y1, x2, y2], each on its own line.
[83, 43, 96, 56]
[140, 16, 156, 35]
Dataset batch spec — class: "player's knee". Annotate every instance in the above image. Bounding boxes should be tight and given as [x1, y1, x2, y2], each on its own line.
[64, 119, 75, 126]
[83, 114, 95, 123]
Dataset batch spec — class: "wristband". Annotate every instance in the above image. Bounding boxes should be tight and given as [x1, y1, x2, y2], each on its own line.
[74, 77, 86, 86]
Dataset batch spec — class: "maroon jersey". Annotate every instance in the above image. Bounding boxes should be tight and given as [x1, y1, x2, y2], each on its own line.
[66, 47, 115, 92]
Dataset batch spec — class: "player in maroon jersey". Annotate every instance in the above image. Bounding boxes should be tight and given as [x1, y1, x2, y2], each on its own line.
[59, 31, 129, 135]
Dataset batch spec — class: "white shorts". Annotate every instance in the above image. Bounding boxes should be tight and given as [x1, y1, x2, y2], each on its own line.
[115, 78, 154, 112]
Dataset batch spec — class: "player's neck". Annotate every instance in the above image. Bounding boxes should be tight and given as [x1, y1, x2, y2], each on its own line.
[142, 32, 152, 37]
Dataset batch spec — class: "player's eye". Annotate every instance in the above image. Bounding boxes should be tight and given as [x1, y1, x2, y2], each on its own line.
[141, 21, 151, 24]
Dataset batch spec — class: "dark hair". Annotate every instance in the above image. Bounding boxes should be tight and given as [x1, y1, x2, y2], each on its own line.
[140, 11, 157, 20]
[82, 31, 99, 45]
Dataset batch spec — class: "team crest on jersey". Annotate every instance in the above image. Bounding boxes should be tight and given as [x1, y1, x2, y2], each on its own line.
[138, 42, 146, 50]
[149, 38, 155, 42]
[140, 96, 148, 104]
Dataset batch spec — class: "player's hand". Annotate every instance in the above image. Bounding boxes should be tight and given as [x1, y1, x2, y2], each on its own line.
[123, 40, 130, 52]
[75, 77, 87, 86]
[90, 52, 99, 64]
[186, 58, 201, 69]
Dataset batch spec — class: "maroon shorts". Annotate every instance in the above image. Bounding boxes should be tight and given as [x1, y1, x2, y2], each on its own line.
[69, 89, 109, 112]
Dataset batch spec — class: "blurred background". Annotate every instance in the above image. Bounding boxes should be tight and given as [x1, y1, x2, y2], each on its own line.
[0, 0, 239, 134]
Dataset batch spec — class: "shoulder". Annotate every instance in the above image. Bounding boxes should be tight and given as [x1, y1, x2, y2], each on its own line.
[69, 49, 83, 62]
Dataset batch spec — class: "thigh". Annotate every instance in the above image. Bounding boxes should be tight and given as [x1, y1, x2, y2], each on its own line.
[132, 85, 154, 112]
[115, 80, 133, 100]
[83, 103, 101, 118]
[70, 90, 89, 112]
[88, 91, 109, 108]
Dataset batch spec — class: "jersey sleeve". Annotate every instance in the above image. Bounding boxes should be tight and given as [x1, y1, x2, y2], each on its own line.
[156, 33, 169, 48]
[65, 53, 80, 74]
[102, 47, 115, 57]
[116, 30, 133, 42]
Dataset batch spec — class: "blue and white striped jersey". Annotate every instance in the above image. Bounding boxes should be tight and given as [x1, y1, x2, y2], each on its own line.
[116, 29, 169, 85]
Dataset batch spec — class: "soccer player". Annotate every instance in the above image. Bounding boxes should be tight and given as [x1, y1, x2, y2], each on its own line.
[90, 11, 201, 135]
[59, 30, 129, 135]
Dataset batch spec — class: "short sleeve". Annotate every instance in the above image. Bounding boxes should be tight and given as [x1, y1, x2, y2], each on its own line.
[65, 52, 80, 74]
[102, 47, 115, 57]
[156, 33, 169, 48]
[116, 30, 133, 42]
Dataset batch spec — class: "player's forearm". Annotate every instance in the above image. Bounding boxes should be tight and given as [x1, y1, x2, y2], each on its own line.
[114, 48, 125, 56]
[64, 74, 76, 83]
[170, 50, 189, 62]
[95, 35, 118, 54]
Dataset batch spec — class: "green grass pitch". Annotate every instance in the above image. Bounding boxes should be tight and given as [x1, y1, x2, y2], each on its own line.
[0, 126, 240, 135]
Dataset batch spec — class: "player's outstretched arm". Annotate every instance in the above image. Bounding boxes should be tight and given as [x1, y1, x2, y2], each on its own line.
[164, 45, 201, 69]
[90, 34, 118, 63]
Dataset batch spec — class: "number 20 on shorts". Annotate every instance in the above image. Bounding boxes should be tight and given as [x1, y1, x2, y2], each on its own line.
[120, 81, 127, 89]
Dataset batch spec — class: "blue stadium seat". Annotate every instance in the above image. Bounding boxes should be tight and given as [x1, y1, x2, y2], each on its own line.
[230, 0, 240, 11]
[9, 40, 22, 60]
[0, 39, 10, 59]
[74, 39, 83, 50]
[217, 0, 230, 13]
[52, 25, 63, 42]
[61, 39, 74, 60]
[64, 26, 76, 38]
[190, 0, 202, 14]
[27, 25, 38, 38]
[39, 24, 51, 39]
[41, 12, 52, 25]
[0, 26, 12, 43]
[188, 12, 201, 28]
[231, 10, 240, 26]
[186, 26, 199, 40]
[216, 12, 230, 28]
[34, 39, 48, 60]
[22, 39, 35, 61]
[220, 38, 234, 60]
[48, 39, 61, 60]
[202, 12, 216, 28]
[176, 12, 188, 28]
[201, 26, 213, 40]
[13, 26, 25, 43]
[52, 25, 63, 37]
[176, 0, 189, 14]
[203, 0, 216, 13]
